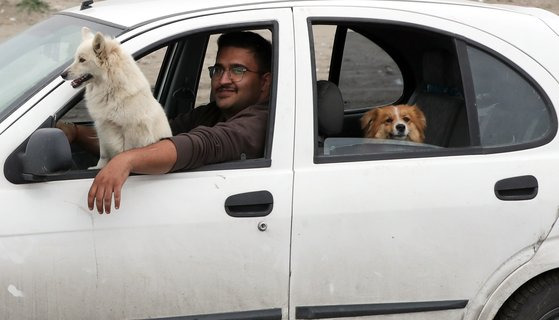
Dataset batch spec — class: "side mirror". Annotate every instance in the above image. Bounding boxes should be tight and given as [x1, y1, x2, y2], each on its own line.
[20, 128, 72, 181]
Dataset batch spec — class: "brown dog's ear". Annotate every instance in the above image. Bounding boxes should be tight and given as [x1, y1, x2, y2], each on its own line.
[92, 32, 106, 59]
[413, 105, 427, 142]
[361, 109, 373, 130]
[414, 105, 427, 129]
[361, 108, 379, 137]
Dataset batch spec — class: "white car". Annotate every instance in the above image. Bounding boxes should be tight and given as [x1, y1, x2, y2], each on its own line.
[1, 0, 559, 319]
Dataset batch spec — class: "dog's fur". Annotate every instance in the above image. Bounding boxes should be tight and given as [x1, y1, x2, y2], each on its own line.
[61, 27, 171, 168]
[361, 104, 427, 143]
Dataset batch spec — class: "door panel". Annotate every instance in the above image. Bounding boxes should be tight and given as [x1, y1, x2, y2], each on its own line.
[291, 5, 559, 320]
[0, 8, 295, 319]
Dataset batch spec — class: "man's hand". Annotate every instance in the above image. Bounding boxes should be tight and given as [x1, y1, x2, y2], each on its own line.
[88, 153, 132, 214]
[86, 140, 178, 214]
[56, 121, 78, 143]
[56, 122, 100, 156]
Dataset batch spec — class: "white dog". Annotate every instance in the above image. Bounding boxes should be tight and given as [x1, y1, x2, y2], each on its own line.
[61, 27, 172, 169]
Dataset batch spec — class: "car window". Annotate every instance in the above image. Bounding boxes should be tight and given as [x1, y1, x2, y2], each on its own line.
[312, 21, 553, 163]
[339, 30, 403, 109]
[467, 45, 552, 147]
[0, 15, 122, 122]
[312, 26, 335, 82]
[196, 34, 218, 107]
[312, 22, 465, 160]
[60, 47, 168, 124]
[312, 25, 403, 110]
[138, 47, 168, 91]
[55, 27, 275, 173]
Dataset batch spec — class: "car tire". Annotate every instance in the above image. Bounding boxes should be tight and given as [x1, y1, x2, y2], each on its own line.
[495, 270, 559, 320]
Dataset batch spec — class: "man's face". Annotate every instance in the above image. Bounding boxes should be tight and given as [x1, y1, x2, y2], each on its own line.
[211, 46, 271, 115]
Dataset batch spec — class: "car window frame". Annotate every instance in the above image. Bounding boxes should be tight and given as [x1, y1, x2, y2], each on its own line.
[152, 22, 278, 172]
[327, 25, 406, 111]
[309, 18, 557, 165]
[456, 38, 557, 152]
[5, 21, 279, 184]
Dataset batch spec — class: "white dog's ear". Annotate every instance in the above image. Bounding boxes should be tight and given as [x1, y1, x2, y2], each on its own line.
[92, 32, 106, 59]
[81, 27, 93, 40]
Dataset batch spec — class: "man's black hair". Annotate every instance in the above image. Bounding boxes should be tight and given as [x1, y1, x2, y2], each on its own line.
[217, 31, 272, 73]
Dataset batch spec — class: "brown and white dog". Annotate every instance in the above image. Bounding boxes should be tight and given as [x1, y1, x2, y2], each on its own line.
[360, 104, 427, 143]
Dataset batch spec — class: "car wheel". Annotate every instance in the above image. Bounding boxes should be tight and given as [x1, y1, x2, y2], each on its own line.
[495, 271, 559, 320]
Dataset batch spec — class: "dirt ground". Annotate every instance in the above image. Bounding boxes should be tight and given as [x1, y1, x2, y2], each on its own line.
[0, 0, 76, 42]
[0, 0, 559, 43]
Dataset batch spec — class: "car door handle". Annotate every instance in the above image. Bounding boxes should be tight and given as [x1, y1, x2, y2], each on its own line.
[494, 175, 538, 201]
[225, 191, 273, 217]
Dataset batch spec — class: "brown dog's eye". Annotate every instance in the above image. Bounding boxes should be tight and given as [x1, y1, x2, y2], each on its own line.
[79, 57, 86, 63]
[385, 118, 393, 123]
[403, 116, 410, 122]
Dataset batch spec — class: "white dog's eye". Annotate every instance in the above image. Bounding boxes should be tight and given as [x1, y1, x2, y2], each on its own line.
[79, 57, 86, 63]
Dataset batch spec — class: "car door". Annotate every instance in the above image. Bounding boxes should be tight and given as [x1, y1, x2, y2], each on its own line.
[290, 4, 559, 320]
[0, 8, 295, 320]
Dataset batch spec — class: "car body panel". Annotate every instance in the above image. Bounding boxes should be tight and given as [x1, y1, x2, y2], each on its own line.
[291, 4, 559, 320]
[0, 7, 295, 319]
[1, 0, 559, 319]
[476, 229, 559, 319]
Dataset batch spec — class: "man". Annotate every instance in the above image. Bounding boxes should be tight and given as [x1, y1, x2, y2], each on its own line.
[74, 31, 271, 214]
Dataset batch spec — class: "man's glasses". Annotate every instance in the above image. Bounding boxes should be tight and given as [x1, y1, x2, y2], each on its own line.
[208, 65, 260, 82]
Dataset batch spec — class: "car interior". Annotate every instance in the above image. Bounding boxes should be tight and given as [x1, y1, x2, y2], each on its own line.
[51, 26, 276, 173]
[311, 20, 551, 161]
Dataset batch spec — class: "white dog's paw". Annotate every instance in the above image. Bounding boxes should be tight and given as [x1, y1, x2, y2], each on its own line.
[89, 158, 108, 170]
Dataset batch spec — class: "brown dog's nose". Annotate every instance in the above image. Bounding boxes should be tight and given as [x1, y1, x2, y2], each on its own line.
[396, 124, 406, 133]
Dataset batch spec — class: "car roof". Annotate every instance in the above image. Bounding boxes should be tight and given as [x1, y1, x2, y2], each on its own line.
[62, 0, 552, 29]
[60, 0, 559, 80]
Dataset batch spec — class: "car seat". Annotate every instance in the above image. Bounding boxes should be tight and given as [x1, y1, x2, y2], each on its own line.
[409, 50, 469, 147]
[317, 80, 344, 145]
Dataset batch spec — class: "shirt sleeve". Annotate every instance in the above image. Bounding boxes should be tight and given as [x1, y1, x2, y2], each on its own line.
[168, 104, 268, 171]
[168, 102, 222, 135]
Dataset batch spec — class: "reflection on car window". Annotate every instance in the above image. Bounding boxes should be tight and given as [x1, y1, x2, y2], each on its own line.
[467, 46, 551, 147]
[312, 26, 403, 110]
[0, 15, 122, 122]
[339, 31, 403, 110]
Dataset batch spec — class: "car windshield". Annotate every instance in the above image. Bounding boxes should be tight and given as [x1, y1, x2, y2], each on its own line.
[0, 15, 123, 121]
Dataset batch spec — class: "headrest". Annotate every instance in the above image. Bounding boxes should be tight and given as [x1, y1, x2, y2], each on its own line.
[317, 80, 344, 137]
[422, 50, 448, 85]
[422, 50, 462, 96]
